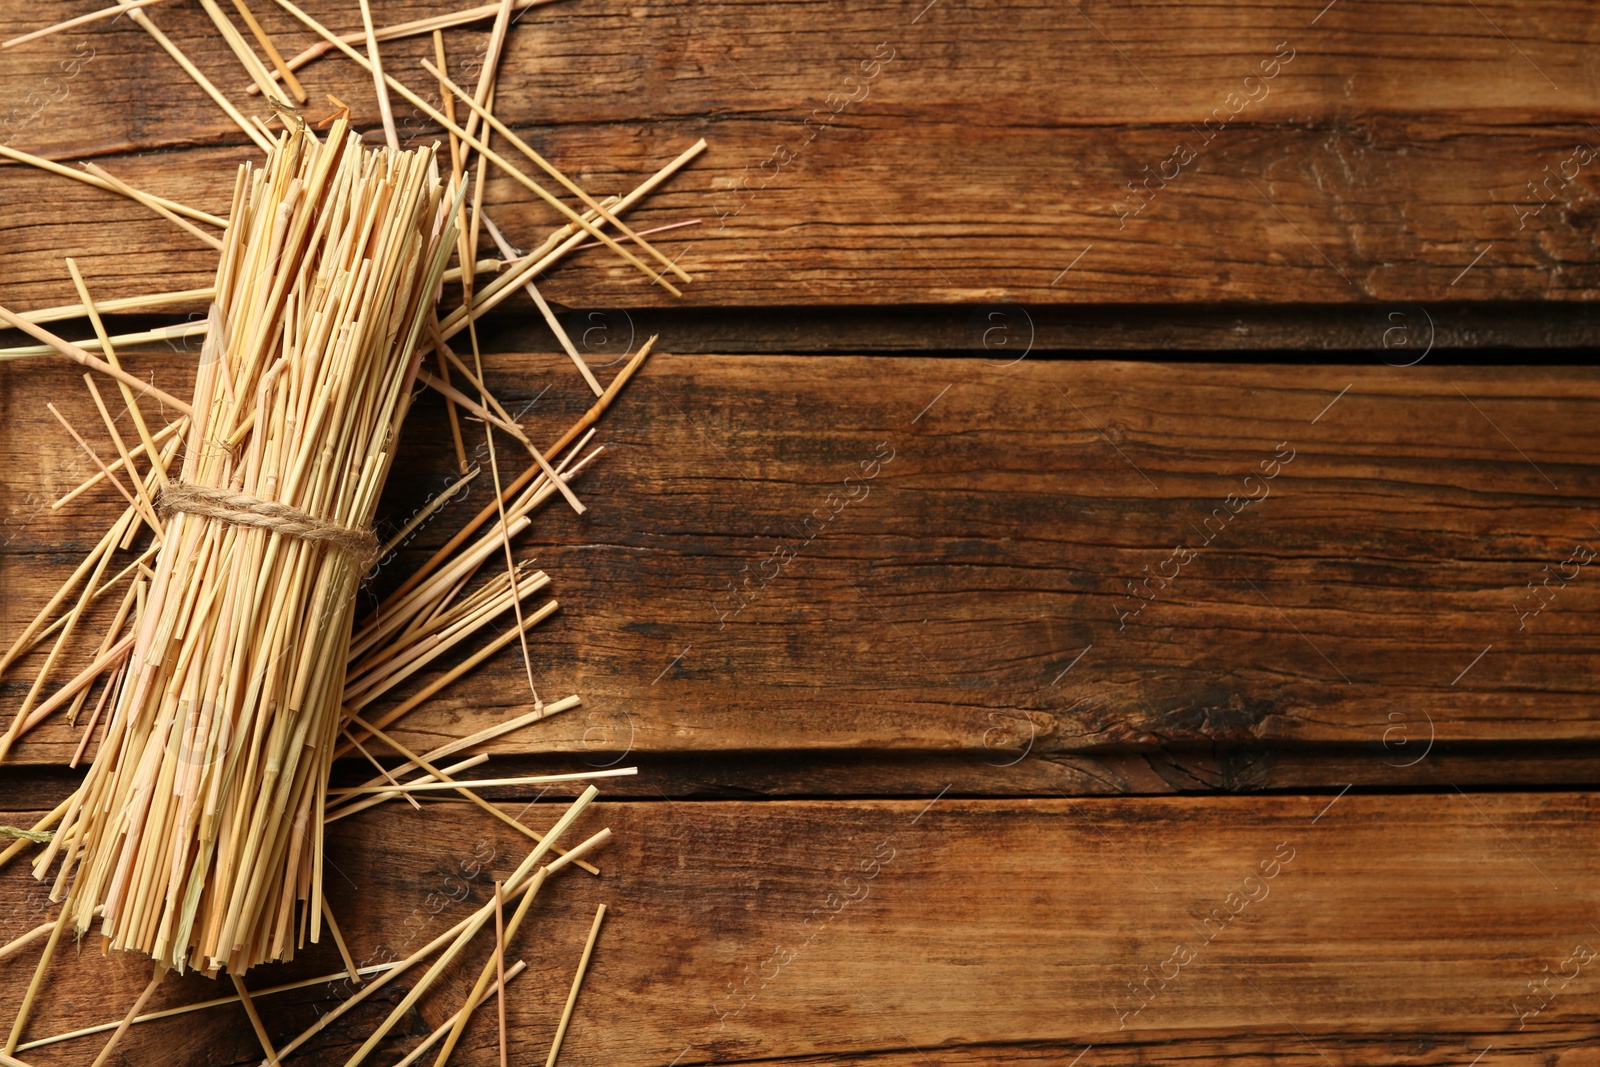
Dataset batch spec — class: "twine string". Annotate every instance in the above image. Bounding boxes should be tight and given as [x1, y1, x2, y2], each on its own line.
[0, 825, 53, 843]
[156, 483, 378, 567]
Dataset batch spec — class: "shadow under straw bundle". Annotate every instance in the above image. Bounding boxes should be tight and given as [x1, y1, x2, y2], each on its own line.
[42, 120, 460, 976]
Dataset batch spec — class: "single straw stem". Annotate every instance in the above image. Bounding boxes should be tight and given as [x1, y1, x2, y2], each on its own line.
[546, 903, 607, 1067]
[0, 305, 192, 415]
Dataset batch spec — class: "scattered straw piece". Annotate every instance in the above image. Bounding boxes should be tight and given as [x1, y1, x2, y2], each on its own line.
[357, 0, 399, 149]
[2, 0, 166, 49]
[393, 961, 527, 1067]
[252, 0, 563, 90]
[124, 7, 275, 152]
[5, 907, 68, 1054]
[11, 286, 214, 327]
[334, 787, 596, 1067]
[0, 305, 191, 415]
[325, 768, 636, 795]
[16, 961, 396, 1054]
[65, 259, 169, 496]
[230, 0, 307, 102]
[227, 973, 278, 1063]
[546, 827, 612, 875]
[481, 215, 603, 396]
[196, 0, 281, 100]
[0, 144, 224, 227]
[81, 162, 225, 250]
[546, 903, 607, 1067]
[436, 141, 704, 339]
[53, 420, 184, 510]
[319, 899, 364, 987]
[494, 882, 509, 1067]
[88, 968, 165, 1067]
[269, 0, 685, 294]
[0, 322, 209, 362]
[572, 218, 702, 252]
[0, 924, 53, 970]
[428, 60, 690, 286]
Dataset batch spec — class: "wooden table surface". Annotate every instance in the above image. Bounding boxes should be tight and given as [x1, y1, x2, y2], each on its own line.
[2, 1, 1599, 1064]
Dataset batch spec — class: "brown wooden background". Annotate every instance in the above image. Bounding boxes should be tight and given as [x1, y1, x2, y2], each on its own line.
[3, 0, 1600, 1064]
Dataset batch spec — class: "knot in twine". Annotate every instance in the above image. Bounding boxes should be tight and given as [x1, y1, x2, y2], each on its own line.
[157, 484, 379, 570]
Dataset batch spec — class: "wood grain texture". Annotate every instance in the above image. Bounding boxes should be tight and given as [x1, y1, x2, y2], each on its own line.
[2, 1, 1599, 309]
[5, 354, 1600, 774]
[0, 4, 1590, 1065]
[1, 794, 1595, 1065]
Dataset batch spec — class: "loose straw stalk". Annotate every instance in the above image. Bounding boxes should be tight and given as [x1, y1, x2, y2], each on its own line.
[43, 121, 461, 975]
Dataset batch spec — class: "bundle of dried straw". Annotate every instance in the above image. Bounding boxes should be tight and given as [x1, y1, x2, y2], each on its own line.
[38, 120, 461, 975]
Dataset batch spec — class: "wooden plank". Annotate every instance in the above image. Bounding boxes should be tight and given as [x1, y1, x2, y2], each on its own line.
[1, 1, 1597, 308]
[4, 355, 1600, 772]
[7, 0, 1597, 151]
[486, 304, 1600, 356]
[1, 794, 1595, 1064]
[10, 743, 1600, 808]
